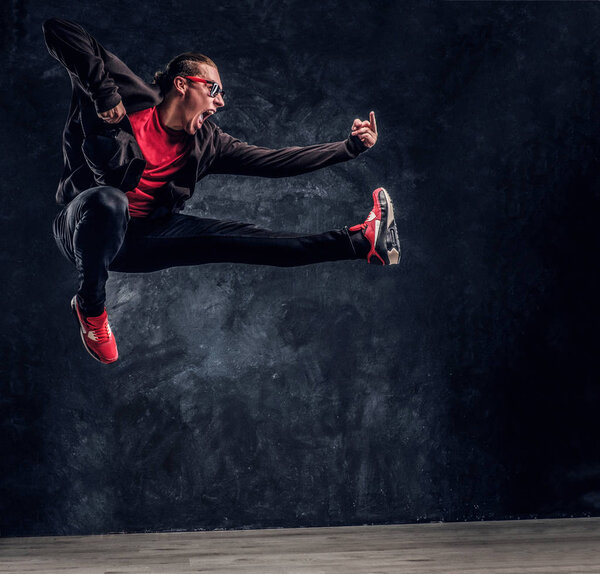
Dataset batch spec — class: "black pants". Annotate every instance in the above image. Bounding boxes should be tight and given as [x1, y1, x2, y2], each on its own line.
[52, 186, 366, 317]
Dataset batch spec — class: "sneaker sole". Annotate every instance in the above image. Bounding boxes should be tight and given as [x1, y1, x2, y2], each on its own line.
[375, 187, 401, 265]
[70, 296, 117, 364]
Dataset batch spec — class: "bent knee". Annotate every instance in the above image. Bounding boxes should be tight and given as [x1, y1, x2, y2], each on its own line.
[84, 186, 129, 219]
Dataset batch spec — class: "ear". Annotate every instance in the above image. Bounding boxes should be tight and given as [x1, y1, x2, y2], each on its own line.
[173, 76, 188, 96]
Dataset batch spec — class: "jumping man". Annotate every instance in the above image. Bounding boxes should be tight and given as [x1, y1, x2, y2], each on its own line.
[43, 18, 400, 364]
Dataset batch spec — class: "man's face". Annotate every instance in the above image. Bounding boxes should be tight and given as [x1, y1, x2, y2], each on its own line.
[178, 65, 225, 135]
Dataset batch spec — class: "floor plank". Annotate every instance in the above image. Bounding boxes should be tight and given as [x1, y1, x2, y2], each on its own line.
[0, 517, 599, 573]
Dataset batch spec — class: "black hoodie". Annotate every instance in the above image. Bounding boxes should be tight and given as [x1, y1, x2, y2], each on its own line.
[42, 18, 368, 216]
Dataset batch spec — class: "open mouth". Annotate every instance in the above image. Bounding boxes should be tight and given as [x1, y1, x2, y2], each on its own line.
[198, 110, 216, 128]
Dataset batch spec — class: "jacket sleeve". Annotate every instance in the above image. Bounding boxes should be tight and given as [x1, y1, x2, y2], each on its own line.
[207, 127, 368, 178]
[42, 18, 121, 115]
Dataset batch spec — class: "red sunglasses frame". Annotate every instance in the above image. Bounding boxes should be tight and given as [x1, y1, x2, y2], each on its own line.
[183, 76, 225, 98]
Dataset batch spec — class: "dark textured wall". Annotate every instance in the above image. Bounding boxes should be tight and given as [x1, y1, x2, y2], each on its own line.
[1, 1, 599, 537]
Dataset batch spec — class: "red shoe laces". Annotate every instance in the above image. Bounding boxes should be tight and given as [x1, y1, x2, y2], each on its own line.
[86, 317, 111, 343]
[92, 323, 111, 343]
[349, 210, 375, 233]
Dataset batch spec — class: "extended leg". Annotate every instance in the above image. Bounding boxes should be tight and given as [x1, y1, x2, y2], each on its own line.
[108, 188, 399, 274]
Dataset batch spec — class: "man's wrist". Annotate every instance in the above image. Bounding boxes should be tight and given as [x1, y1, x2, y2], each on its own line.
[347, 134, 369, 156]
[95, 93, 122, 115]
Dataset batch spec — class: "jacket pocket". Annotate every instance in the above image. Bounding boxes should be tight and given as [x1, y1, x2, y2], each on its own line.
[81, 127, 146, 191]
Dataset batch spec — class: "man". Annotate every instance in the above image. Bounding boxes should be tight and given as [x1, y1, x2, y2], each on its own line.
[43, 18, 400, 365]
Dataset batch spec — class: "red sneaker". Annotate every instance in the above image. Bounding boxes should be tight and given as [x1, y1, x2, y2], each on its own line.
[71, 296, 118, 364]
[349, 187, 400, 265]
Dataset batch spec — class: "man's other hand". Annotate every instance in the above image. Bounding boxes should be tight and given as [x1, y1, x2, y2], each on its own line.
[351, 111, 378, 148]
[98, 101, 126, 124]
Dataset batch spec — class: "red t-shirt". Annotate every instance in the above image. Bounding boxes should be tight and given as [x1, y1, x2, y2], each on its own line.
[126, 107, 193, 218]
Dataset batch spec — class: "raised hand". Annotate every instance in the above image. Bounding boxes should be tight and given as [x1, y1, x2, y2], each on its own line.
[351, 111, 378, 148]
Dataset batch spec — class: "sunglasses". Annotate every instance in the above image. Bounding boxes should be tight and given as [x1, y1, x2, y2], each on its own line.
[184, 76, 225, 98]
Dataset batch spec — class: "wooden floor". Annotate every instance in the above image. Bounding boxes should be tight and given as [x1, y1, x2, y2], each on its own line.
[1, 517, 599, 574]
